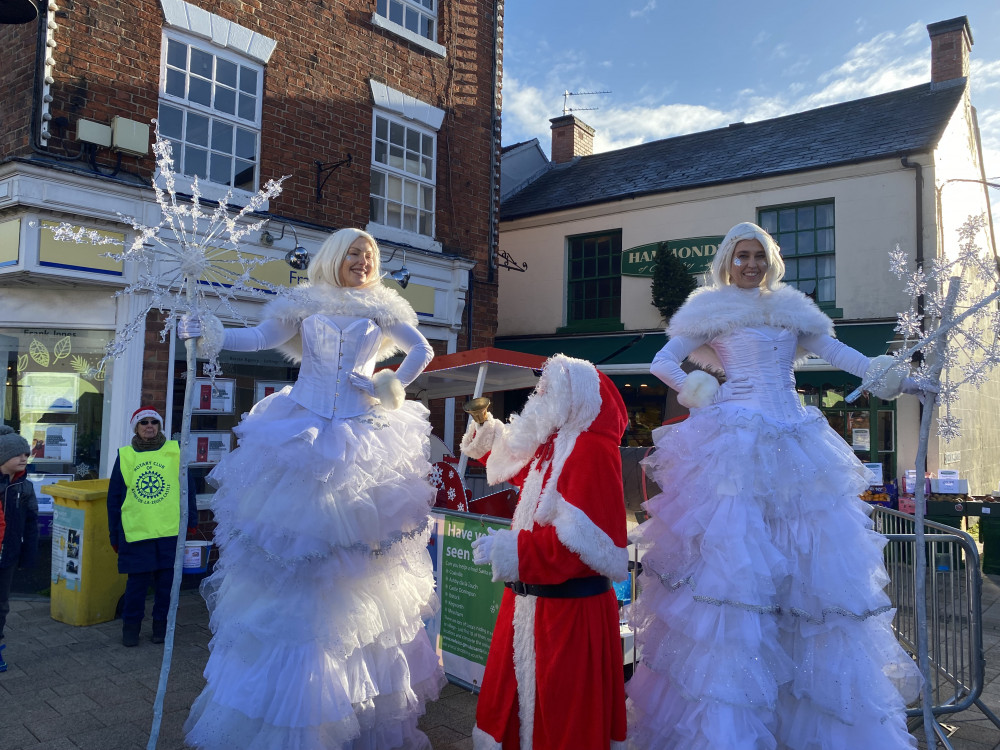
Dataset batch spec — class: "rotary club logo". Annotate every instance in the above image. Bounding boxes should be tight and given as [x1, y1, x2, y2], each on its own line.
[134, 469, 167, 504]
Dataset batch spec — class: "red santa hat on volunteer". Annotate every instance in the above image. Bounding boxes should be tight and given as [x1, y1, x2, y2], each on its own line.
[130, 406, 164, 432]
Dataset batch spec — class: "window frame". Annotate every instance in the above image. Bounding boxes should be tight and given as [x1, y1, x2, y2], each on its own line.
[369, 110, 437, 241]
[560, 229, 624, 333]
[157, 29, 264, 203]
[758, 200, 838, 314]
[372, 0, 445, 57]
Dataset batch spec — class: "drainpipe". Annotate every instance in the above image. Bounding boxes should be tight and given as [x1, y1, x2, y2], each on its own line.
[900, 154, 926, 464]
[900, 155, 924, 321]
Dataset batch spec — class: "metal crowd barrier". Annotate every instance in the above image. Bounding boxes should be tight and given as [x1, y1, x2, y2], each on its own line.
[872, 507, 1000, 747]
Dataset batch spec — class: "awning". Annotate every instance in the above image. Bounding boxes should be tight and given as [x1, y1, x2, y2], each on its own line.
[495, 332, 666, 368]
[404, 347, 547, 401]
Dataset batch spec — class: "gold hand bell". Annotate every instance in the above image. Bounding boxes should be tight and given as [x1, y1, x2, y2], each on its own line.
[462, 396, 492, 425]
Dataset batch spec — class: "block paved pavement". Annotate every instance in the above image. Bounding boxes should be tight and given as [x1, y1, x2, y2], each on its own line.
[1, 577, 998, 749]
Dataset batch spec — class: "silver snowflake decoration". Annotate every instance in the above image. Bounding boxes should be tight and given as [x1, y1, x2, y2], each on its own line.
[52, 131, 289, 375]
[881, 213, 1000, 442]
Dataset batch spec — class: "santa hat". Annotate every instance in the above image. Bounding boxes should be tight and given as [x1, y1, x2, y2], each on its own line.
[130, 406, 164, 432]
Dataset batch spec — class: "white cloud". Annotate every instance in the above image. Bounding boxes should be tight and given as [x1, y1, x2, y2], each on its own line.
[629, 1, 656, 19]
[501, 21, 1000, 217]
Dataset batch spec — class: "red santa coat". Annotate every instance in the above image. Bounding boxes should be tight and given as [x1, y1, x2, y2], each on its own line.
[462, 355, 629, 750]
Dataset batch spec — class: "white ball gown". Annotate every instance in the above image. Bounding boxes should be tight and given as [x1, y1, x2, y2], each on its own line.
[184, 288, 445, 750]
[627, 317, 922, 749]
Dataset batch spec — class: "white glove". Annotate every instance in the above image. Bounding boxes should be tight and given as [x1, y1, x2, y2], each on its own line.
[349, 372, 376, 396]
[712, 376, 753, 404]
[471, 528, 497, 566]
[177, 314, 202, 340]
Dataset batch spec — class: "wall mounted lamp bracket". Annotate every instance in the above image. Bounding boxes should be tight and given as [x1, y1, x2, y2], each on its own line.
[315, 154, 353, 203]
[497, 248, 527, 272]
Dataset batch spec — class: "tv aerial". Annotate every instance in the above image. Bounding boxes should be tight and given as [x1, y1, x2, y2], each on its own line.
[562, 90, 611, 115]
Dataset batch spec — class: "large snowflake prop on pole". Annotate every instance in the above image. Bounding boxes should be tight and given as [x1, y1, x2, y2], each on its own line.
[848, 209, 1000, 748]
[52, 133, 288, 750]
[53, 135, 287, 376]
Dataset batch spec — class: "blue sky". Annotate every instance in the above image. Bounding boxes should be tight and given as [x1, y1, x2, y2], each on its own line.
[501, 2, 1000, 216]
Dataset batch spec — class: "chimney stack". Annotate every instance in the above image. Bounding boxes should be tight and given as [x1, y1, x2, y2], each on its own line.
[550, 115, 594, 164]
[927, 16, 973, 86]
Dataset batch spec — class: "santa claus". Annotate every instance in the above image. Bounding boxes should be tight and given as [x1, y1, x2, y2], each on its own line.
[463, 354, 629, 750]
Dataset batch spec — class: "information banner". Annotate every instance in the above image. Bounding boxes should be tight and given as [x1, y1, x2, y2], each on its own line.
[52, 504, 85, 590]
[428, 510, 510, 691]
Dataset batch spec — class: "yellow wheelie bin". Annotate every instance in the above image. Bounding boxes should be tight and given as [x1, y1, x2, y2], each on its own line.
[47, 479, 126, 626]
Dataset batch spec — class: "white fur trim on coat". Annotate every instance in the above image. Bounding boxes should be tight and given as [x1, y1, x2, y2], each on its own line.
[193, 313, 226, 361]
[668, 284, 834, 373]
[460, 417, 502, 460]
[513, 596, 537, 750]
[484, 354, 601, 485]
[371, 370, 405, 410]
[677, 370, 720, 409]
[488, 528, 519, 582]
[264, 282, 418, 364]
[472, 726, 503, 750]
[550, 495, 629, 581]
[865, 354, 905, 401]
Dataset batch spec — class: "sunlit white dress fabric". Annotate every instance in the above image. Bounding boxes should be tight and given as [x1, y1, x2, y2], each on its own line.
[184, 303, 444, 750]
[627, 310, 921, 749]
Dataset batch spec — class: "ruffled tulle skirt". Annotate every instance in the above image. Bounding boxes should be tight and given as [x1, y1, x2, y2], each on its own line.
[626, 404, 921, 750]
[184, 390, 446, 750]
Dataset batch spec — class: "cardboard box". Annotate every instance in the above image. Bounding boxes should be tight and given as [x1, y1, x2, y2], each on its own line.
[930, 478, 969, 494]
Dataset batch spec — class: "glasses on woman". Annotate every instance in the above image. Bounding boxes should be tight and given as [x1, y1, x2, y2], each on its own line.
[138, 419, 159, 426]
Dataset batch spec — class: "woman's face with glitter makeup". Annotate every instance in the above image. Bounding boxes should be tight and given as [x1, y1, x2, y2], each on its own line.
[730, 239, 767, 289]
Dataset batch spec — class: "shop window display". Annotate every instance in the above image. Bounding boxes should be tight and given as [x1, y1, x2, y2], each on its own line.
[1, 327, 113, 479]
[797, 381, 896, 481]
[174, 345, 299, 500]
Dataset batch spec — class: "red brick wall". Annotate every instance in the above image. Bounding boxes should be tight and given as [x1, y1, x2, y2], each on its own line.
[24, 0, 502, 408]
[0, 21, 40, 157]
[929, 25, 971, 83]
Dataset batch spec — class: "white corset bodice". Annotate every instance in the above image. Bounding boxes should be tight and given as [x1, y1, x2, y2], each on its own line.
[290, 315, 382, 419]
[712, 326, 806, 421]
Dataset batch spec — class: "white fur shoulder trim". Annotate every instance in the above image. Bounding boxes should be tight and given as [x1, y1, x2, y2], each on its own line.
[551, 494, 629, 581]
[472, 726, 503, 750]
[372, 370, 404, 410]
[678, 370, 719, 409]
[668, 284, 834, 341]
[264, 283, 418, 364]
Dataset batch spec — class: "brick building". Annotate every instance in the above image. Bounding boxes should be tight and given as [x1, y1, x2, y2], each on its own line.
[0, 0, 503, 481]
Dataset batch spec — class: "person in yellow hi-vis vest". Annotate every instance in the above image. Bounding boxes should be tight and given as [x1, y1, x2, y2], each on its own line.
[107, 407, 197, 647]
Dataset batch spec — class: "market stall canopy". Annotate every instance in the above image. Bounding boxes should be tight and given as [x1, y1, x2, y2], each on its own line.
[405, 347, 547, 401]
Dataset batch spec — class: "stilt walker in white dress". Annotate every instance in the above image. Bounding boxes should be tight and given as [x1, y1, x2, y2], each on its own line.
[627, 222, 924, 750]
[179, 228, 445, 750]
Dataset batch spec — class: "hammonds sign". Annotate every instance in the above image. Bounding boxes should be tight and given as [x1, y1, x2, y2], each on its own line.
[621, 236, 724, 277]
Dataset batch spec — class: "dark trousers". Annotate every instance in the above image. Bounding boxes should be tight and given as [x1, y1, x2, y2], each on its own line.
[122, 568, 174, 624]
[0, 565, 15, 640]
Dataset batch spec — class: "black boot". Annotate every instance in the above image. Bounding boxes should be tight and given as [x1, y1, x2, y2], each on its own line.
[151, 620, 167, 644]
[122, 620, 141, 647]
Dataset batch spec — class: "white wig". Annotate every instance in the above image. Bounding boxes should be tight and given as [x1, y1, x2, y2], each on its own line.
[308, 228, 382, 289]
[709, 222, 785, 290]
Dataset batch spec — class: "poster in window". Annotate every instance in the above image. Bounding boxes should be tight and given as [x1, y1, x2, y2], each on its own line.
[20, 372, 80, 414]
[254, 380, 294, 403]
[852, 428, 871, 451]
[190, 431, 233, 466]
[27, 473, 75, 512]
[192, 378, 235, 414]
[22, 423, 76, 463]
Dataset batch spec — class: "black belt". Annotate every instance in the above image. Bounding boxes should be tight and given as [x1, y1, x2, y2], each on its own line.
[504, 575, 612, 599]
